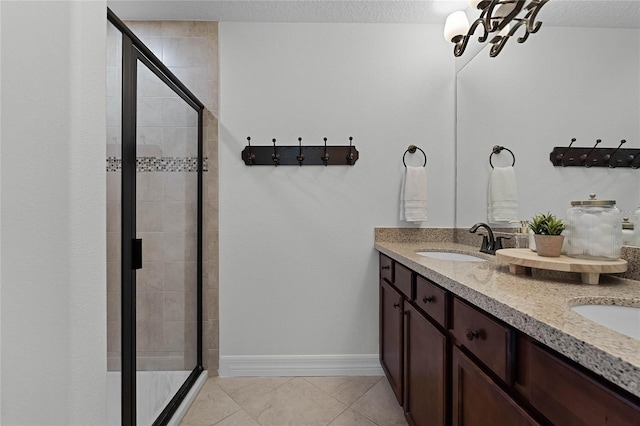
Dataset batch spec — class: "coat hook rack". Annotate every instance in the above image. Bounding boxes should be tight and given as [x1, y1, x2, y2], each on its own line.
[549, 138, 640, 169]
[241, 137, 359, 166]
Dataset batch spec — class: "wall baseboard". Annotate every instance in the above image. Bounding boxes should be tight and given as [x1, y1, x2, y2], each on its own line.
[219, 354, 384, 377]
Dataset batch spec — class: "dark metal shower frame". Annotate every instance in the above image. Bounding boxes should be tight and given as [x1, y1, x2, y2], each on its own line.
[107, 9, 205, 426]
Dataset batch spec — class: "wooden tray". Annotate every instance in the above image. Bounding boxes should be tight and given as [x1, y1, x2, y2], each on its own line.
[496, 248, 628, 285]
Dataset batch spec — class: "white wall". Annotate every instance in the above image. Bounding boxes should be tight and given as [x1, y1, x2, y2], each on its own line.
[456, 27, 640, 227]
[1, 1, 107, 423]
[219, 22, 454, 371]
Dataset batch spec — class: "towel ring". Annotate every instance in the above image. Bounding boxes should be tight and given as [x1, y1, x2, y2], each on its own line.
[489, 145, 515, 169]
[403, 145, 427, 167]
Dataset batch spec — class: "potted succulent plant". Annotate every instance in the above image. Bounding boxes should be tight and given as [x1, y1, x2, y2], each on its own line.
[529, 212, 566, 257]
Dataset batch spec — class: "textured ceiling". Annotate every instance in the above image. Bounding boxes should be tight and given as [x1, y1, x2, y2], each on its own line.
[108, 0, 640, 28]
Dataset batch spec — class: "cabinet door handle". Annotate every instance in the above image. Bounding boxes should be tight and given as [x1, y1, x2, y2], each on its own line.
[393, 303, 400, 308]
[466, 329, 481, 341]
[422, 296, 435, 303]
[381, 265, 390, 270]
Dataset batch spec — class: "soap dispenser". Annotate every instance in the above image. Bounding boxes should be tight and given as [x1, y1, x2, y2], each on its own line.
[510, 220, 530, 249]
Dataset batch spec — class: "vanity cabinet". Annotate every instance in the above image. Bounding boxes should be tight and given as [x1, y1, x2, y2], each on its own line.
[378, 253, 640, 426]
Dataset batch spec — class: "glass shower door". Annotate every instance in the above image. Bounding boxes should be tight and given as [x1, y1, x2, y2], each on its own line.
[135, 58, 200, 425]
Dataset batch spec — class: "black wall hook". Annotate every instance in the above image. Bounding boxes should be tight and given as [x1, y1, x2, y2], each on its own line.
[583, 139, 602, 168]
[322, 137, 330, 166]
[245, 136, 255, 166]
[296, 137, 304, 166]
[272, 138, 280, 166]
[606, 139, 626, 168]
[557, 137, 576, 167]
[346, 137, 355, 165]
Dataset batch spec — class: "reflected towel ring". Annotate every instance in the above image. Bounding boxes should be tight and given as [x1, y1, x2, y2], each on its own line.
[489, 145, 515, 169]
[403, 145, 427, 167]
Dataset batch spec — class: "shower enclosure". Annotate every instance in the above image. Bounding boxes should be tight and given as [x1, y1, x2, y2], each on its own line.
[107, 10, 204, 425]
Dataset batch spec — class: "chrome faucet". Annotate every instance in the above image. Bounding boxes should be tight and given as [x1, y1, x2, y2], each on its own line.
[469, 223, 507, 255]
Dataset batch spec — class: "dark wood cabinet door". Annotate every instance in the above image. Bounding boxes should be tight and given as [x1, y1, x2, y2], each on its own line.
[380, 279, 404, 405]
[452, 346, 539, 426]
[528, 342, 640, 425]
[404, 303, 447, 426]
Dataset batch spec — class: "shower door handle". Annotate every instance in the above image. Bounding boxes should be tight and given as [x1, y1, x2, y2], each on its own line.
[132, 238, 142, 270]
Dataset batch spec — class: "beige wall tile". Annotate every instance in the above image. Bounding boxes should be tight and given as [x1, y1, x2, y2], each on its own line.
[162, 21, 217, 38]
[164, 232, 197, 261]
[137, 232, 164, 261]
[126, 21, 162, 37]
[164, 172, 197, 202]
[107, 202, 120, 232]
[137, 320, 164, 351]
[137, 201, 163, 232]
[107, 261, 120, 293]
[107, 172, 121, 202]
[164, 261, 196, 292]
[107, 232, 121, 263]
[137, 261, 164, 292]
[136, 291, 163, 323]
[163, 126, 198, 157]
[163, 37, 212, 67]
[163, 98, 199, 127]
[163, 202, 196, 233]
[137, 172, 164, 201]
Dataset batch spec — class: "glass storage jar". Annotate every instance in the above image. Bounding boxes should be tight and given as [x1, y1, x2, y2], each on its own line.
[566, 193, 622, 260]
[622, 217, 634, 246]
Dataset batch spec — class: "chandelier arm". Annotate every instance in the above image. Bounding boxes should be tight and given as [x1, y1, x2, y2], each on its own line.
[489, 19, 529, 57]
[454, 18, 490, 57]
[524, 0, 549, 33]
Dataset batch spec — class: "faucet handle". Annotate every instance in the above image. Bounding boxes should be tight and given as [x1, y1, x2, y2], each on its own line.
[494, 236, 510, 251]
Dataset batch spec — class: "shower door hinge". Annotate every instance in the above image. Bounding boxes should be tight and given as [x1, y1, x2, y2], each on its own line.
[132, 238, 142, 270]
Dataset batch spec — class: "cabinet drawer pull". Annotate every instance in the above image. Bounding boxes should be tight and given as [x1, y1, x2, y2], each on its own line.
[422, 296, 435, 303]
[393, 303, 400, 308]
[381, 265, 390, 270]
[466, 329, 481, 341]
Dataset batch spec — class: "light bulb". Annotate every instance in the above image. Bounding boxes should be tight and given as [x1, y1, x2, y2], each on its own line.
[444, 11, 470, 42]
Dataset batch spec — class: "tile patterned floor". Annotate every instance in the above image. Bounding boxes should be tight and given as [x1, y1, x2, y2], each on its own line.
[180, 376, 408, 426]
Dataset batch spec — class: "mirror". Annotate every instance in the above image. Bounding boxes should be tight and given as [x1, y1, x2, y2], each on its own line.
[455, 12, 640, 246]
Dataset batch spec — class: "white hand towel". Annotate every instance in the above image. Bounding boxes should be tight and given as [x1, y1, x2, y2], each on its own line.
[488, 166, 518, 222]
[400, 166, 428, 222]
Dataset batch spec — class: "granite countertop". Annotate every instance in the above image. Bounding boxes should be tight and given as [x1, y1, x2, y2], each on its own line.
[375, 241, 640, 399]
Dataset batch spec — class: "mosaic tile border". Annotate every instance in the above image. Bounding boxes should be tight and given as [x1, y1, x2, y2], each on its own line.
[107, 156, 208, 172]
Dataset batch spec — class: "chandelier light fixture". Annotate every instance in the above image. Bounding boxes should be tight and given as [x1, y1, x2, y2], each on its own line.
[444, 0, 549, 57]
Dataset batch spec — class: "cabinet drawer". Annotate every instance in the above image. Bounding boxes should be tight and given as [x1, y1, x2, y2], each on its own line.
[414, 275, 448, 328]
[529, 343, 640, 425]
[452, 298, 513, 384]
[394, 262, 413, 299]
[380, 254, 394, 283]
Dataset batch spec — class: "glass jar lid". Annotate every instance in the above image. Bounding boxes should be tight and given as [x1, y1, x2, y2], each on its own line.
[570, 193, 616, 207]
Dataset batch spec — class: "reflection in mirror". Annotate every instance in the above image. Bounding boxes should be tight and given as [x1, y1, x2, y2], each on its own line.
[456, 23, 640, 246]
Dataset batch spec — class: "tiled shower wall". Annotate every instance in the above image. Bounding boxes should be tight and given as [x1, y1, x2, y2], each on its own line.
[107, 21, 219, 372]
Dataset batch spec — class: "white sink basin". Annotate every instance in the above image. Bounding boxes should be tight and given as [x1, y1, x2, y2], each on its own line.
[415, 251, 487, 262]
[572, 305, 640, 339]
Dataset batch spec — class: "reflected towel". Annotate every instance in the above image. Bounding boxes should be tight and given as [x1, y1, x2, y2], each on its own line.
[488, 166, 518, 222]
[400, 166, 428, 222]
